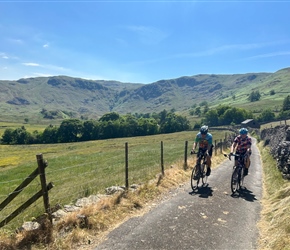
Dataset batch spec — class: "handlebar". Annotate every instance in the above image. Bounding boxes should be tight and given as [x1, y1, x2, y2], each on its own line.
[224, 153, 247, 161]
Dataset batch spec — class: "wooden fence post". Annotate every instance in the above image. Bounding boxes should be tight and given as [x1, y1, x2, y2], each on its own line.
[184, 141, 188, 170]
[161, 141, 164, 176]
[125, 142, 129, 189]
[36, 154, 51, 222]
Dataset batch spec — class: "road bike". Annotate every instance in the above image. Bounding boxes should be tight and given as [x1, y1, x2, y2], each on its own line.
[224, 153, 248, 194]
[190, 151, 209, 190]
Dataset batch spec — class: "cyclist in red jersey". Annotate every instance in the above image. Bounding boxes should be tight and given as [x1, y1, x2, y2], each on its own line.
[230, 128, 252, 176]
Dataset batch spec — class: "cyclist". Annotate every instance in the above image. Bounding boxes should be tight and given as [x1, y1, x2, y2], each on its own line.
[230, 127, 252, 176]
[191, 125, 213, 178]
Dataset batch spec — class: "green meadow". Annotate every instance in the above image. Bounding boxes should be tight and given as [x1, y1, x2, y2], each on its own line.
[0, 130, 230, 231]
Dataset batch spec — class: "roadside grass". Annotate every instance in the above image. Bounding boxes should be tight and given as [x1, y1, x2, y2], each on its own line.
[0, 130, 230, 249]
[0, 153, 227, 250]
[257, 142, 290, 250]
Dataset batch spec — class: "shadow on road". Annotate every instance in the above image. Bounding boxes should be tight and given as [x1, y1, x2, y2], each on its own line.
[231, 187, 257, 202]
[188, 184, 213, 198]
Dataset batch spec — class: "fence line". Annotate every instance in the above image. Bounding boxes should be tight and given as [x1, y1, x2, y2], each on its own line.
[0, 132, 232, 229]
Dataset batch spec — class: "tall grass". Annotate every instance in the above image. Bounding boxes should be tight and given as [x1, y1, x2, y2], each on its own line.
[257, 142, 290, 250]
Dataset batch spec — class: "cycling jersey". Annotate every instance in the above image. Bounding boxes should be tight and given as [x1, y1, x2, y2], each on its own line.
[195, 132, 213, 150]
[234, 135, 252, 154]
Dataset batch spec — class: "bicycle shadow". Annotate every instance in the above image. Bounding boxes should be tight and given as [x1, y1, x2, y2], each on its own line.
[231, 186, 257, 202]
[189, 184, 213, 198]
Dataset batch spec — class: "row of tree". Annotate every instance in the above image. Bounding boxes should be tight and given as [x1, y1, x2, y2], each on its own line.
[201, 95, 290, 126]
[1, 110, 190, 144]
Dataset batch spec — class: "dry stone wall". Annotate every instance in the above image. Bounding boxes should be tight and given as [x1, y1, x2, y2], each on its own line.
[260, 125, 290, 179]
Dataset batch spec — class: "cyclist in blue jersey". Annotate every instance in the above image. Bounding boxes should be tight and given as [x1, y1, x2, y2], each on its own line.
[191, 125, 213, 177]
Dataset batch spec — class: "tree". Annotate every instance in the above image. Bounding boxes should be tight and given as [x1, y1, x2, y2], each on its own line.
[282, 95, 290, 111]
[248, 90, 261, 102]
[195, 107, 201, 116]
[1, 128, 15, 144]
[204, 110, 219, 126]
[58, 119, 84, 142]
[42, 125, 59, 143]
[258, 109, 275, 122]
[99, 112, 120, 122]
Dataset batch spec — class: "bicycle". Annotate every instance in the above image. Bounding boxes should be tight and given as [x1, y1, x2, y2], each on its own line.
[190, 151, 209, 190]
[224, 153, 248, 194]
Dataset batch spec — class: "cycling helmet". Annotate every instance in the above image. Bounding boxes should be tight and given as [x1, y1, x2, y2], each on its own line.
[200, 125, 208, 135]
[239, 128, 248, 135]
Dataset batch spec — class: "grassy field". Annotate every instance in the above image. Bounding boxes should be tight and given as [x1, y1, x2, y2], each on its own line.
[1, 120, 289, 250]
[0, 130, 230, 233]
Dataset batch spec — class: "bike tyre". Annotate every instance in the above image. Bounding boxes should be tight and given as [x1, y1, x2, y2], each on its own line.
[239, 167, 245, 189]
[231, 167, 239, 194]
[201, 163, 206, 185]
[191, 164, 201, 190]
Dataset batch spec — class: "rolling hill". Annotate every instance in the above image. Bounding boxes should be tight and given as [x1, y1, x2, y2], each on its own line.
[0, 67, 289, 123]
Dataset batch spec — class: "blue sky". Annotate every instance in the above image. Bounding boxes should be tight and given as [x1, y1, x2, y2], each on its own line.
[1, 1, 290, 84]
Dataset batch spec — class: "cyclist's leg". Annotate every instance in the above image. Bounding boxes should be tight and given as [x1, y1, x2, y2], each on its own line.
[203, 147, 211, 176]
[244, 154, 250, 176]
[206, 156, 211, 176]
[234, 154, 239, 168]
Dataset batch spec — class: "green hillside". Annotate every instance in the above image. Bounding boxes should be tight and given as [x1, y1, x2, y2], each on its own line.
[0, 68, 289, 123]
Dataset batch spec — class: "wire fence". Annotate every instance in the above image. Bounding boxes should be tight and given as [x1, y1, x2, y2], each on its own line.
[0, 131, 231, 231]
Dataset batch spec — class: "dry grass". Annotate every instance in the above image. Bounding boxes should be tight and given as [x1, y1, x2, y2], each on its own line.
[0, 153, 225, 250]
[257, 143, 290, 250]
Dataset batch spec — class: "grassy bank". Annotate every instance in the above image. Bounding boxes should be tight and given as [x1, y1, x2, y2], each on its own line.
[257, 142, 290, 250]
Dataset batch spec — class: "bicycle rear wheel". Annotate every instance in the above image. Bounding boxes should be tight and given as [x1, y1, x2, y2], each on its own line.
[231, 167, 239, 194]
[191, 164, 201, 190]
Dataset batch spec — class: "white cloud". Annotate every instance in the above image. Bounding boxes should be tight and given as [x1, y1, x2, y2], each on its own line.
[245, 51, 290, 60]
[22, 62, 40, 67]
[43, 43, 49, 48]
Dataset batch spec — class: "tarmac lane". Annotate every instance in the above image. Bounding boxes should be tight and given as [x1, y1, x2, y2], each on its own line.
[95, 138, 262, 250]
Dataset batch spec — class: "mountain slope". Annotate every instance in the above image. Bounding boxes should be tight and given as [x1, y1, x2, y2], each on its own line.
[0, 68, 289, 123]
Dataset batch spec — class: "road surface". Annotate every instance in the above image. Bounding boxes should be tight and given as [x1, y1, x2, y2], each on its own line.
[95, 138, 262, 250]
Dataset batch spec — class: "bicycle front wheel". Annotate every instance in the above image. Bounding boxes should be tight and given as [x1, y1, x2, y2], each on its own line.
[231, 167, 239, 194]
[191, 164, 201, 190]
[201, 163, 206, 185]
[239, 167, 245, 189]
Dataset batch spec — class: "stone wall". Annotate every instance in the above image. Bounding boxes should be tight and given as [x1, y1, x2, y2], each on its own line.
[260, 125, 290, 179]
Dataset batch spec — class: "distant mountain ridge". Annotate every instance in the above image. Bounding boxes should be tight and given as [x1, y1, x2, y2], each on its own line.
[0, 67, 290, 122]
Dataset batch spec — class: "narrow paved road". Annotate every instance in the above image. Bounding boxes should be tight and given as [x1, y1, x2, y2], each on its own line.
[95, 138, 262, 250]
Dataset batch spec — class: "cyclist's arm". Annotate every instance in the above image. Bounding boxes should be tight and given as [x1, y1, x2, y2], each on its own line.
[246, 138, 252, 154]
[192, 137, 199, 151]
[207, 137, 213, 152]
[230, 141, 237, 154]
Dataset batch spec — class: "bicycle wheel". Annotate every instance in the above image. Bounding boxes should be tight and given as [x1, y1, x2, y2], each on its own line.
[239, 167, 245, 189]
[231, 167, 239, 194]
[191, 164, 201, 190]
[201, 163, 206, 185]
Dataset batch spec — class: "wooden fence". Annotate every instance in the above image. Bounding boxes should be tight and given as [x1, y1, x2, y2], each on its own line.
[0, 138, 229, 229]
[0, 154, 53, 228]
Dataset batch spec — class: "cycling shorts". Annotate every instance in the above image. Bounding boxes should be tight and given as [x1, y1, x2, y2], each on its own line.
[198, 146, 213, 157]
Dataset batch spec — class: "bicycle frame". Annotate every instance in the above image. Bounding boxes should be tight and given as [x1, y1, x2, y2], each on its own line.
[224, 153, 247, 193]
[191, 151, 208, 190]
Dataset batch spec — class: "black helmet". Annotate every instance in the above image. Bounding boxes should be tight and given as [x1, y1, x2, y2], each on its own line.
[200, 125, 208, 135]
